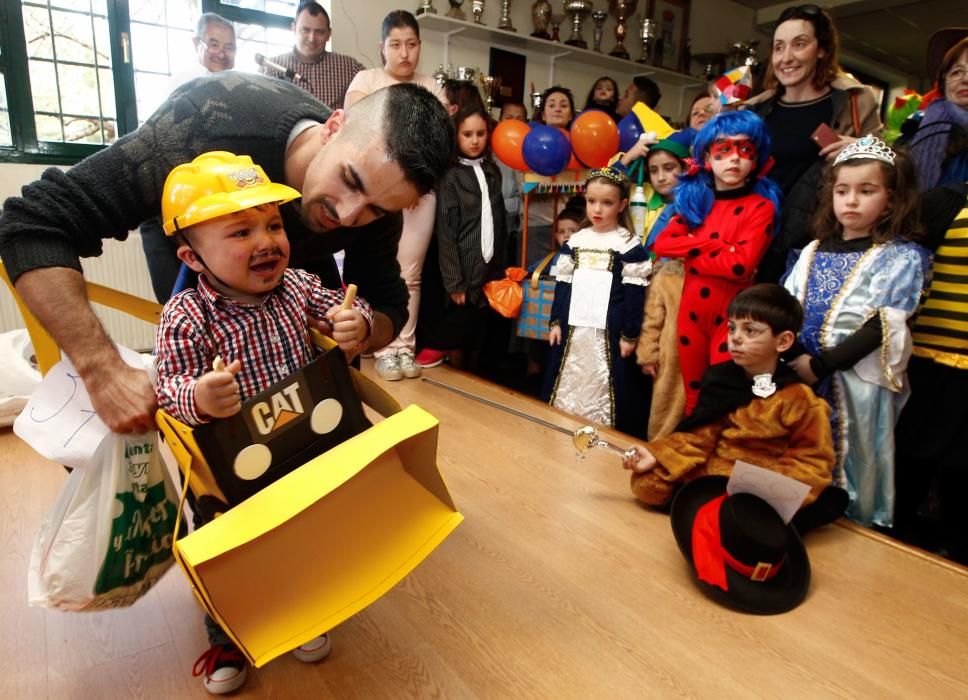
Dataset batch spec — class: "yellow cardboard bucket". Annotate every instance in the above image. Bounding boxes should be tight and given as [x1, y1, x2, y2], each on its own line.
[172, 405, 462, 667]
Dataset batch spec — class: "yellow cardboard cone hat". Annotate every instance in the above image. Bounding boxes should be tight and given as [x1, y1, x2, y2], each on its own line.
[162, 151, 301, 235]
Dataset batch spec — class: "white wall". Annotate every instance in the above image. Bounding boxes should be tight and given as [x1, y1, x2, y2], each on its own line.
[330, 0, 771, 121]
[0, 163, 157, 349]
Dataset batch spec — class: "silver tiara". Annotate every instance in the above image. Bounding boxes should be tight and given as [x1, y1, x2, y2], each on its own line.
[833, 134, 896, 167]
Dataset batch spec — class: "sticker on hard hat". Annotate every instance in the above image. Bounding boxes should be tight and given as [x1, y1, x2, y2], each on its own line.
[228, 168, 265, 189]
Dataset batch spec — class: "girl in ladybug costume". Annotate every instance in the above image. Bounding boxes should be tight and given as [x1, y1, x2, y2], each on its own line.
[652, 111, 782, 414]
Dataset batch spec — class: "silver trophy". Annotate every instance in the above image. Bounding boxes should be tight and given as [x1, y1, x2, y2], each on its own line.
[497, 0, 516, 31]
[433, 64, 449, 87]
[531, 90, 543, 112]
[479, 74, 503, 113]
[607, 0, 637, 59]
[456, 65, 477, 81]
[573, 426, 637, 460]
[562, 0, 593, 49]
[471, 0, 486, 24]
[416, 0, 438, 15]
[636, 18, 656, 65]
[591, 10, 608, 53]
[446, 0, 466, 19]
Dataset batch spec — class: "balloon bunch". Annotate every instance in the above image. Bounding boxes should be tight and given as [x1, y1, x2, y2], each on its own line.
[493, 109, 626, 176]
[493, 104, 676, 177]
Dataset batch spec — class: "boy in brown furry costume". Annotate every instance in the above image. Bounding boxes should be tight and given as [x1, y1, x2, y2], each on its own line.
[623, 284, 836, 510]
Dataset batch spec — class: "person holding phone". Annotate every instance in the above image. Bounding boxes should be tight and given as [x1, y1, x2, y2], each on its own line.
[743, 4, 882, 283]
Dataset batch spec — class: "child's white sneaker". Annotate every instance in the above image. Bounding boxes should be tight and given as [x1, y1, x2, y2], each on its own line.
[397, 350, 422, 378]
[193, 643, 249, 695]
[375, 354, 404, 381]
[291, 633, 332, 663]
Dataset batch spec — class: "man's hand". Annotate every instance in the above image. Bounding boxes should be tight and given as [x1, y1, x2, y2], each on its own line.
[195, 359, 243, 419]
[641, 362, 658, 378]
[86, 360, 158, 434]
[449, 291, 466, 306]
[548, 325, 562, 346]
[622, 445, 658, 473]
[14, 267, 159, 433]
[619, 338, 635, 358]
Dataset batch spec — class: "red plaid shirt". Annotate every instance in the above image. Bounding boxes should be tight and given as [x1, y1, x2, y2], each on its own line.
[259, 49, 364, 110]
[155, 269, 372, 425]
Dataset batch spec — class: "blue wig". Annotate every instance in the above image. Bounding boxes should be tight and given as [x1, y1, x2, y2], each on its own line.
[672, 110, 783, 230]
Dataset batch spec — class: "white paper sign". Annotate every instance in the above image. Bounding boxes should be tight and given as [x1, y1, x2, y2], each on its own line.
[13, 345, 150, 470]
[726, 461, 810, 524]
[568, 267, 612, 329]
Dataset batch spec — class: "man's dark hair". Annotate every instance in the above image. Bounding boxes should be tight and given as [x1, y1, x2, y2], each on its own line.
[296, 1, 330, 24]
[632, 76, 662, 109]
[381, 83, 455, 194]
[728, 284, 803, 335]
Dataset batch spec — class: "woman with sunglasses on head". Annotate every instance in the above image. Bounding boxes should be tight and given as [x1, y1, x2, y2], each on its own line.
[743, 4, 882, 283]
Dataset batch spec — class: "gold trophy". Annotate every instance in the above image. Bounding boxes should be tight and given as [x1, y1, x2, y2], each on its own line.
[471, 0, 486, 24]
[478, 74, 503, 114]
[531, 0, 552, 38]
[446, 0, 466, 19]
[607, 0, 637, 60]
[497, 0, 516, 31]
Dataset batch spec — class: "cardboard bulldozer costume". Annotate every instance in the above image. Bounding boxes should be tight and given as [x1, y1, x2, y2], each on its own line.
[0, 261, 463, 668]
[158, 335, 464, 667]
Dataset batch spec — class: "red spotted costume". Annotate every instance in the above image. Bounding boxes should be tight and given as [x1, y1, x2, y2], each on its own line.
[653, 188, 774, 414]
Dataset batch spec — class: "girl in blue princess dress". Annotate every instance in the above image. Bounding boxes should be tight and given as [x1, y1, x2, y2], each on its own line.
[784, 135, 930, 528]
[545, 168, 651, 432]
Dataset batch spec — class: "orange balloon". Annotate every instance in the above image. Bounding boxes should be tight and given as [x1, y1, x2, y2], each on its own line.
[570, 109, 620, 168]
[492, 119, 530, 171]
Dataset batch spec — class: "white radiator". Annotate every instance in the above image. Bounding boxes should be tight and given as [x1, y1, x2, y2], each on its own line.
[0, 232, 158, 352]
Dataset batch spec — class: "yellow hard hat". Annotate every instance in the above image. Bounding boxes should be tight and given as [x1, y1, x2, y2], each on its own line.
[162, 151, 301, 235]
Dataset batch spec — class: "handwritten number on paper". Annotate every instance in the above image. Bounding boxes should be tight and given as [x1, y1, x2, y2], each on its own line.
[28, 372, 98, 447]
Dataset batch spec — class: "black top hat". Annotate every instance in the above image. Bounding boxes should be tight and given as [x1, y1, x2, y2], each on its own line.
[671, 476, 810, 615]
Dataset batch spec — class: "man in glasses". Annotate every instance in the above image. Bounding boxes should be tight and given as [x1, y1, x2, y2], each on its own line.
[140, 13, 240, 304]
[170, 13, 237, 90]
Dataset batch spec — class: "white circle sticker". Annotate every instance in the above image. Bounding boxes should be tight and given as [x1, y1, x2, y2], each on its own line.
[233, 443, 273, 480]
[311, 398, 343, 434]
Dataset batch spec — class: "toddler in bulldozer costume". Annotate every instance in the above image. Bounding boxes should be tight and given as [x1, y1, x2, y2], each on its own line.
[154, 151, 373, 694]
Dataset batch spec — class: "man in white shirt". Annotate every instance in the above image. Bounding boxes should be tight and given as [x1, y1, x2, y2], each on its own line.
[168, 13, 237, 91]
[145, 13, 238, 302]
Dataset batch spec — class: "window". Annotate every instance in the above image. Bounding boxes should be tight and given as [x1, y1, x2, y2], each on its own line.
[0, 0, 317, 163]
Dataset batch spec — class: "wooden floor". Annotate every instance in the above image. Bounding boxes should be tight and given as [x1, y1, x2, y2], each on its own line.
[2, 362, 967, 699]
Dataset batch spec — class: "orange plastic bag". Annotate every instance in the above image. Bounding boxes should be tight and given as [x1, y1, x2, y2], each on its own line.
[482, 267, 527, 318]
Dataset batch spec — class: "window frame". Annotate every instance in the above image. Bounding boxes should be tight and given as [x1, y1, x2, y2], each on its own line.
[0, 0, 297, 164]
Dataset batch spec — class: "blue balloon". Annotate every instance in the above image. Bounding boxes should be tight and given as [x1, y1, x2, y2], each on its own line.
[522, 124, 571, 176]
[618, 112, 644, 153]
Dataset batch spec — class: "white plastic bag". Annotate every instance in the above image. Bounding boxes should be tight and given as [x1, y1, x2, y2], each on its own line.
[0, 329, 42, 427]
[27, 431, 179, 610]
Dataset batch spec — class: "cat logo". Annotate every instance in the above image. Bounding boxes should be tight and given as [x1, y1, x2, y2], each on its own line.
[250, 382, 305, 436]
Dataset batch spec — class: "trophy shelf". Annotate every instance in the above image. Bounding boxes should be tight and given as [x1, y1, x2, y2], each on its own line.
[417, 13, 704, 89]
